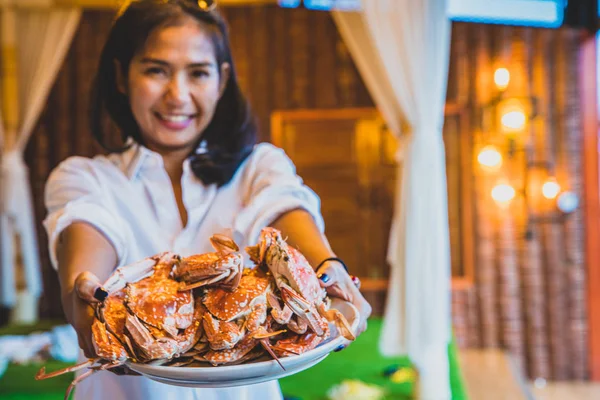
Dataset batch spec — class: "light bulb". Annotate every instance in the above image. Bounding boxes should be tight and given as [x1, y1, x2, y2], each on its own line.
[491, 183, 516, 204]
[501, 110, 527, 132]
[542, 178, 560, 199]
[557, 191, 579, 213]
[477, 146, 502, 169]
[494, 68, 510, 91]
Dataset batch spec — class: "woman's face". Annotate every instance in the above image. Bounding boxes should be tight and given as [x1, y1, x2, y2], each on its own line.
[123, 18, 229, 154]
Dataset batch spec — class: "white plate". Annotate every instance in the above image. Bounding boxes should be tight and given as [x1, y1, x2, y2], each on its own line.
[126, 299, 359, 388]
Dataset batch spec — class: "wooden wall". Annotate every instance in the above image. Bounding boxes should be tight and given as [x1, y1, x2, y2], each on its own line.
[448, 24, 588, 380]
[24, 6, 588, 381]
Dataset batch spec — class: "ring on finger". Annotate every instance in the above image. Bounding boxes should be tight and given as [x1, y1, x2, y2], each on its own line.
[350, 275, 361, 289]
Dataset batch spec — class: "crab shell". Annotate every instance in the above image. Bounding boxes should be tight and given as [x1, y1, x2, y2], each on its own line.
[92, 289, 130, 362]
[96, 290, 128, 344]
[202, 269, 272, 322]
[126, 255, 195, 338]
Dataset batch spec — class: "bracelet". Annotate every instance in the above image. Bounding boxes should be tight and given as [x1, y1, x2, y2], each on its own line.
[315, 257, 349, 273]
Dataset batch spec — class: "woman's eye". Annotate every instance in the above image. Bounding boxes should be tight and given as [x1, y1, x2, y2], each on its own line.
[192, 70, 209, 79]
[145, 67, 166, 76]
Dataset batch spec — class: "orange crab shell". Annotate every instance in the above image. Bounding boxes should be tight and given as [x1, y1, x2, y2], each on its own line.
[126, 261, 195, 336]
[173, 253, 221, 279]
[97, 290, 128, 342]
[202, 269, 271, 322]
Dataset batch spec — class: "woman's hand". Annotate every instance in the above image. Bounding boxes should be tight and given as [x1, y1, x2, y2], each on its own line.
[61, 271, 102, 359]
[316, 261, 372, 339]
[63, 271, 139, 376]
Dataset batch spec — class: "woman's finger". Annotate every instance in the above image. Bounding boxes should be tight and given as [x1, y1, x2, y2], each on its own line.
[77, 332, 95, 359]
[325, 283, 352, 302]
[75, 272, 103, 303]
[316, 261, 346, 288]
[356, 320, 368, 336]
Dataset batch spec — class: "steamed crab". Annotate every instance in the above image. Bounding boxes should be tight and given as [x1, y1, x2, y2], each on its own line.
[36, 252, 204, 399]
[246, 228, 356, 355]
[174, 234, 244, 291]
[199, 268, 286, 367]
[198, 315, 283, 367]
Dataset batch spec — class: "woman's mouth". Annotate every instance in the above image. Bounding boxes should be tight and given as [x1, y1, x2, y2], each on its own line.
[155, 112, 195, 130]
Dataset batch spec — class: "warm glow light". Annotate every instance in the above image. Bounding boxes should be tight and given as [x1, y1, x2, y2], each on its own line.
[494, 67, 510, 90]
[542, 178, 561, 199]
[491, 183, 516, 204]
[477, 145, 502, 169]
[501, 110, 527, 132]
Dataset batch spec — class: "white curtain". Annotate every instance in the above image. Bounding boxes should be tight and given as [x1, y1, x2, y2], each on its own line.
[333, 1, 452, 399]
[0, 9, 81, 318]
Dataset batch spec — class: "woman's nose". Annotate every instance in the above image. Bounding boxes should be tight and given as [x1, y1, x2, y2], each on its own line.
[165, 76, 190, 105]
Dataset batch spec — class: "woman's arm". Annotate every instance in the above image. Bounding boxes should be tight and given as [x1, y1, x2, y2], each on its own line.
[57, 222, 118, 358]
[270, 208, 335, 266]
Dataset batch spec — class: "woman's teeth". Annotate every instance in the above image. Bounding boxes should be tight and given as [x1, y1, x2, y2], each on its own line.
[160, 114, 190, 122]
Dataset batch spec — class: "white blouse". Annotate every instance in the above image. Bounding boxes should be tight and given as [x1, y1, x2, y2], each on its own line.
[43, 142, 324, 400]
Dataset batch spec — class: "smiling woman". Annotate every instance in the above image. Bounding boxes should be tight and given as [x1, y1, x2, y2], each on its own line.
[120, 19, 229, 153]
[90, 0, 257, 188]
[41, 1, 372, 399]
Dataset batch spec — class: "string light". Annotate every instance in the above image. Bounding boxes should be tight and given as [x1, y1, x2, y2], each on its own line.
[501, 110, 527, 132]
[542, 178, 560, 199]
[477, 145, 502, 169]
[494, 67, 510, 91]
[491, 183, 516, 204]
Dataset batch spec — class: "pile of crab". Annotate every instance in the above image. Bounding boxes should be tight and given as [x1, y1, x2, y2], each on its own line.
[36, 227, 356, 399]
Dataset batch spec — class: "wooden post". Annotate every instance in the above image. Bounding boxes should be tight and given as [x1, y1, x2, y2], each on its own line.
[1, 3, 19, 149]
[580, 32, 600, 381]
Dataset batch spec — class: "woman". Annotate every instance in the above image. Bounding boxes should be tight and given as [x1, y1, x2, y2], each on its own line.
[44, 1, 372, 399]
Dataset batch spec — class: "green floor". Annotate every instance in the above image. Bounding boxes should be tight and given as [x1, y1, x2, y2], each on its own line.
[0, 319, 467, 400]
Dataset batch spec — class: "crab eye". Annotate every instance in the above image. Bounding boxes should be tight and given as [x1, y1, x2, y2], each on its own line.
[283, 255, 290, 262]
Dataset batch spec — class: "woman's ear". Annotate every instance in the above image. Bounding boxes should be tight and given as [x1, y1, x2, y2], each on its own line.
[218, 62, 231, 98]
[114, 60, 127, 95]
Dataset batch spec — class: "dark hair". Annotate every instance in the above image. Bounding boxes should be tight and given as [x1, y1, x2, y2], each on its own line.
[89, 0, 257, 187]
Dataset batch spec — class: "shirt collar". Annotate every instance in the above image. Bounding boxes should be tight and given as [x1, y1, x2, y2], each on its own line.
[122, 142, 193, 180]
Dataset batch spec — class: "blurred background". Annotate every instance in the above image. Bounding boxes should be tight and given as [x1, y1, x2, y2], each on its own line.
[1, 0, 600, 399]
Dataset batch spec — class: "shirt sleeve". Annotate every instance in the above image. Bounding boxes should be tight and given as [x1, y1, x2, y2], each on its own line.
[234, 144, 325, 246]
[43, 157, 128, 270]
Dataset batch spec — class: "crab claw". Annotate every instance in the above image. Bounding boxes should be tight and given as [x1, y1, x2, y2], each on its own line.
[280, 285, 325, 336]
[245, 228, 276, 266]
[210, 234, 240, 254]
[317, 303, 356, 341]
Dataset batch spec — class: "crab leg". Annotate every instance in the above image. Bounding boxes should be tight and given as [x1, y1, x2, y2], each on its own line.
[101, 258, 157, 295]
[247, 313, 286, 371]
[178, 270, 234, 291]
[102, 252, 181, 295]
[35, 359, 96, 380]
[267, 293, 294, 325]
[63, 368, 95, 400]
[272, 331, 327, 357]
[63, 362, 122, 400]
[317, 303, 356, 341]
